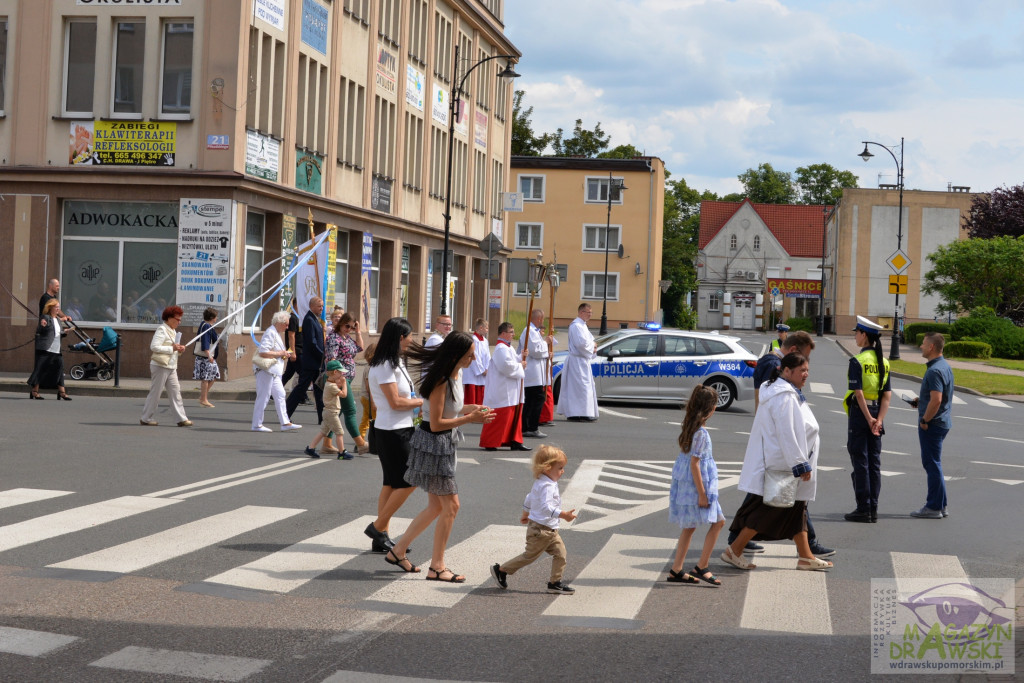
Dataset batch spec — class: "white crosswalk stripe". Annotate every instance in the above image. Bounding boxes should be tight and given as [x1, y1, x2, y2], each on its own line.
[976, 397, 1010, 408]
[0, 626, 79, 657]
[48, 506, 303, 574]
[809, 382, 834, 394]
[952, 394, 967, 405]
[0, 488, 73, 511]
[89, 646, 272, 681]
[739, 544, 832, 635]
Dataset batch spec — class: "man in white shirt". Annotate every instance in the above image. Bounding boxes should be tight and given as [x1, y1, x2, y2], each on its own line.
[557, 303, 599, 422]
[425, 314, 451, 348]
[480, 322, 530, 451]
[519, 309, 554, 438]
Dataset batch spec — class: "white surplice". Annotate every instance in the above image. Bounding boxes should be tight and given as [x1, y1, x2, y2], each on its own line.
[556, 316, 598, 418]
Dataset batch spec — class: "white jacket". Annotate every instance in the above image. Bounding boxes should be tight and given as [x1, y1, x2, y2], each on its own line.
[483, 341, 525, 409]
[738, 377, 820, 501]
[149, 323, 179, 369]
[518, 323, 553, 387]
[464, 334, 491, 385]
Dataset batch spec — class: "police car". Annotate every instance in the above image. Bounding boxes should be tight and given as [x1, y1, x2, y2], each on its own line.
[551, 324, 757, 410]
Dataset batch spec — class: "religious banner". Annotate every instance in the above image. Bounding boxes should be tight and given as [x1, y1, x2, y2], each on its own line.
[293, 231, 332, 321]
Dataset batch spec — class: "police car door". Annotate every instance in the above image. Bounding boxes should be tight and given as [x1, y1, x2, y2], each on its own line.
[597, 334, 660, 399]
[658, 335, 702, 400]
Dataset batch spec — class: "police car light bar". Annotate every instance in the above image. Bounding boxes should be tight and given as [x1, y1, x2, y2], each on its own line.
[638, 321, 662, 331]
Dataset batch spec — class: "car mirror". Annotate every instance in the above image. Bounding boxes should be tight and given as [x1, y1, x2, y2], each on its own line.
[605, 348, 621, 359]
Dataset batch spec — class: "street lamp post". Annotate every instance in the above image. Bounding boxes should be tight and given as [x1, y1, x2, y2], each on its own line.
[858, 137, 904, 361]
[818, 204, 836, 337]
[440, 45, 519, 316]
[599, 172, 626, 336]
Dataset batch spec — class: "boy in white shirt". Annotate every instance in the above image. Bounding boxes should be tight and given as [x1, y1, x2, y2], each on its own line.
[491, 445, 577, 594]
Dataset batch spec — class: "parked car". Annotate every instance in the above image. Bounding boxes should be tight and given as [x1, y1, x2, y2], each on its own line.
[551, 328, 757, 410]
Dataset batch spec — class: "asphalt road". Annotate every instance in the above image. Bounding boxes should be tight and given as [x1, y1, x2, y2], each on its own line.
[1, 334, 1021, 682]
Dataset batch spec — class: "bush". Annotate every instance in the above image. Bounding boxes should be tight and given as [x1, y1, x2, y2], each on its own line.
[951, 307, 1024, 359]
[905, 322, 951, 342]
[944, 341, 992, 359]
[782, 317, 815, 332]
[674, 304, 698, 330]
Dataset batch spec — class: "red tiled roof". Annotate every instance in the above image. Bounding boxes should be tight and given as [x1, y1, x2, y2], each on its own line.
[698, 199, 827, 258]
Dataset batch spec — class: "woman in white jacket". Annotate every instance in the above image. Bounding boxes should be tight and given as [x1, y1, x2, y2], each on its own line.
[140, 305, 191, 427]
[721, 353, 833, 571]
[251, 310, 302, 433]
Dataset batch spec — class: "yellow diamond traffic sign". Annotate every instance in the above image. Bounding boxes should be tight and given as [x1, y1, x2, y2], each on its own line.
[886, 249, 911, 274]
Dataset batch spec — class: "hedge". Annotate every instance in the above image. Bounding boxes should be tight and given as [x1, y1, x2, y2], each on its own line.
[781, 317, 815, 332]
[944, 341, 992, 359]
[904, 322, 951, 342]
[951, 307, 1024, 359]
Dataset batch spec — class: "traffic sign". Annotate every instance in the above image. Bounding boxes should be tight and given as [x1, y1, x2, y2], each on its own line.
[771, 287, 780, 297]
[886, 249, 911, 274]
[478, 232, 504, 257]
[888, 274, 907, 294]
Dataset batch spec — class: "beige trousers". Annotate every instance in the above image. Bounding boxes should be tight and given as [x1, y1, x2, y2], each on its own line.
[500, 520, 567, 583]
[141, 363, 188, 423]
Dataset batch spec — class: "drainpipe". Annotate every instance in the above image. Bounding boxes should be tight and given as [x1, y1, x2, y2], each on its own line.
[644, 158, 654, 323]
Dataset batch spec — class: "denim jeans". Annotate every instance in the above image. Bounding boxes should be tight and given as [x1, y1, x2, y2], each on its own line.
[918, 424, 950, 511]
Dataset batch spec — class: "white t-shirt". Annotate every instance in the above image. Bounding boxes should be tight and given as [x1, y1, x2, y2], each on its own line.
[368, 359, 415, 430]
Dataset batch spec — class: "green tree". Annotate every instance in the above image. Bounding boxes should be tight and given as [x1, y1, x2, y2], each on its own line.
[661, 176, 717, 327]
[794, 163, 859, 205]
[550, 119, 611, 158]
[510, 90, 551, 156]
[598, 144, 644, 159]
[736, 163, 796, 204]
[921, 236, 1024, 325]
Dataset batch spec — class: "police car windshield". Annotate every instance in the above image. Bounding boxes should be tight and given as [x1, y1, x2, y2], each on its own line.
[593, 331, 630, 347]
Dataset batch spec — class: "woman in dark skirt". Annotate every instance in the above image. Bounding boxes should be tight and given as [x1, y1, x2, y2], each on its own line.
[28, 299, 71, 400]
[721, 352, 832, 572]
[384, 331, 494, 582]
[193, 307, 221, 408]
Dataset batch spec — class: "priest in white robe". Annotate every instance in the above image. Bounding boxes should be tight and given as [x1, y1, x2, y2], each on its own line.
[557, 303, 599, 421]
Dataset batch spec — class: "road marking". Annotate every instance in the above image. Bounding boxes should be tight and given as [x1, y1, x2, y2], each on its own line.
[880, 470, 904, 477]
[169, 461, 327, 500]
[0, 496, 179, 553]
[971, 460, 1024, 469]
[736, 430, 750, 435]
[48, 506, 304, 574]
[808, 382, 834, 394]
[0, 488, 73, 511]
[203, 516, 411, 594]
[143, 460, 303, 498]
[952, 395, 967, 405]
[977, 397, 1011, 408]
[891, 552, 967, 581]
[460, 458, 479, 465]
[598, 407, 646, 420]
[818, 395, 845, 401]
[597, 479, 670, 495]
[991, 479, 1024, 486]
[816, 465, 843, 472]
[89, 646, 272, 682]
[0, 626, 79, 657]
[895, 422, 917, 428]
[739, 544, 832, 635]
[882, 450, 909, 456]
[495, 457, 534, 464]
[542, 533, 677, 629]
[985, 437, 1024, 445]
[602, 464, 673, 481]
[321, 672, 484, 683]
[363, 524, 522, 611]
[957, 415, 1002, 423]
[831, 411, 847, 416]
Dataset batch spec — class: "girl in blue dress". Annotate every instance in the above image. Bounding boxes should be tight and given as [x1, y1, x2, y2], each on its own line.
[667, 384, 725, 586]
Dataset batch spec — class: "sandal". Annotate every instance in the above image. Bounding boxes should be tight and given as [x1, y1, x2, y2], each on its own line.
[426, 567, 466, 583]
[796, 556, 833, 571]
[666, 568, 699, 584]
[721, 547, 756, 570]
[384, 549, 420, 573]
[692, 565, 722, 586]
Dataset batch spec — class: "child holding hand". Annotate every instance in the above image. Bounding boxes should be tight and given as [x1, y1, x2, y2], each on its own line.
[667, 385, 725, 586]
[305, 361, 352, 460]
[491, 445, 577, 595]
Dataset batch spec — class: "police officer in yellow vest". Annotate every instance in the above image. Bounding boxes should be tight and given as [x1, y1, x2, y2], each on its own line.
[770, 323, 789, 351]
[844, 316, 891, 523]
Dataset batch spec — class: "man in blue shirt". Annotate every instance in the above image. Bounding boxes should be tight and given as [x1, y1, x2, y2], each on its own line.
[909, 332, 954, 519]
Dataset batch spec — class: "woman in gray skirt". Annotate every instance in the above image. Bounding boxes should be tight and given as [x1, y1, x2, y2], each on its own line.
[385, 331, 494, 582]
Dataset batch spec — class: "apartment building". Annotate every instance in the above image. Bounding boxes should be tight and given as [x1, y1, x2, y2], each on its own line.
[0, 0, 518, 377]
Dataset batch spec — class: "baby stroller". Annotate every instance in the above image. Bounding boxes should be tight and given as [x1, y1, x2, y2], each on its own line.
[67, 323, 118, 381]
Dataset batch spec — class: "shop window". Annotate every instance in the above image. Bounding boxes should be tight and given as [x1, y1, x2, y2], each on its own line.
[160, 21, 193, 116]
[582, 272, 618, 300]
[64, 20, 97, 116]
[368, 241, 381, 332]
[60, 201, 178, 325]
[243, 212, 265, 329]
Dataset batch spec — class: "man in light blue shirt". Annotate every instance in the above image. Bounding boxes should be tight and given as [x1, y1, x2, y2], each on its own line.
[910, 332, 954, 519]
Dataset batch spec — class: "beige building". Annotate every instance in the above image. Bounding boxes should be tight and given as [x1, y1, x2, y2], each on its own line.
[0, 0, 518, 378]
[507, 156, 665, 328]
[828, 187, 976, 334]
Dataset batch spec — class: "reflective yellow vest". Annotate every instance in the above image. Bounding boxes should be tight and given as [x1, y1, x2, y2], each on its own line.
[770, 339, 782, 351]
[844, 349, 890, 414]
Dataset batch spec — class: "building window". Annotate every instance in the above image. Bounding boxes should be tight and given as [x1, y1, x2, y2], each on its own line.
[586, 176, 625, 204]
[494, 59, 509, 121]
[112, 21, 145, 116]
[433, 10, 452, 82]
[452, 138, 468, 208]
[378, 0, 400, 46]
[512, 282, 529, 297]
[0, 19, 8, 114]
[373, 95, 396, 179]
[296, 54, 328, 153]
[795, 298, 819, 319]
[403, 112, 424, 190]
[516, 223, 542, 250]
[753, 235, 760, 251]
[334, 232, 349, 312]
[582, 272, 619, 300]
[475, 46, 491, 110]
[766, 267, 781, 278]
[160, 22, 193, 116]
[407, 0, 428, 64]
[729, 234, 737, 250]
[457, 32, 472, 102]
[518, 175, 544, 202]
[584, 224, 621, 252]
[247, 27, 286, 138]
[243, 212, 266, 329]
[491, 160, 504, 219]
[429, 125, 447, 198]
[60, 201, 178, 326]
[473, 149, 487, 215]
[344, 0, 370, 22]
[337, 77, 365, 168]
[64, 19, 97, 116]
[708, 292, 721, 312]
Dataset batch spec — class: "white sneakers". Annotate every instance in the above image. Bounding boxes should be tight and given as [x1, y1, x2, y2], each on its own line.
[281, 423, 302, 432]
[252, 425, 273, 433]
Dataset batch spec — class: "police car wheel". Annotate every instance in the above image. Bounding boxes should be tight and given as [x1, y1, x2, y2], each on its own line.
[705, 378, 735, 411]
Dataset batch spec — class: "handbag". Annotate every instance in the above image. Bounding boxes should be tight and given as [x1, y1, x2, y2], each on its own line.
[252, 351, 277, 372]
[762, 468, 799, 508]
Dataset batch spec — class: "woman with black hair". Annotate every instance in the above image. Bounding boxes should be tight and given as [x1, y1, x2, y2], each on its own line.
[364, 317, 424, 554]
[843, 315, 892, 523]
[383, 331, 494, 582]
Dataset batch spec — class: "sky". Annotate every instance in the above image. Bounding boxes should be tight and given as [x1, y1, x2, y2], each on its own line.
[503, 0, 1024, 197]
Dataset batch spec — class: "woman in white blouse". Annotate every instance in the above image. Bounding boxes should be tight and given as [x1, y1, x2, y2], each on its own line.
[251, 310, 302, 433]
[140, 305, 190, 426]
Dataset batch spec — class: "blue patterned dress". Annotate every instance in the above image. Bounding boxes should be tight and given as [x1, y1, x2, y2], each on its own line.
[668, 427, 725, 528]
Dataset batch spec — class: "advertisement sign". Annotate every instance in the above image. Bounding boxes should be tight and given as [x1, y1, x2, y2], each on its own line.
[375, 43, 398, 98]
[254, 0, 285, 31]
[489, 288, 502, 309]
[474, 110, 488, 149]
[245, 129, 280, 181]
[301, 0, 328, 54]
[425, 251, 433, 333]
[431, 83, 448, 127]
[69, 121, 176, 166]
[405, 65, 424, 111]
[371, 176, 392, 213]
[295, 151, 323, 195]
[454, 98, 468, 137]
[177, 199, 233, 324]
[766, 278, 822, 299]
[360, 233, 373, 335]
[280, 215, 297, 308]
[77, 0, 182, 5]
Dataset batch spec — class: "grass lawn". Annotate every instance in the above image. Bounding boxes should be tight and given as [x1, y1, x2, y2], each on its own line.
[889, 360, 1024, 396]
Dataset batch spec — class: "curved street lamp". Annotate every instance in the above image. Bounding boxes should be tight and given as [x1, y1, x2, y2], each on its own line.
[440, 46, 519, 316]
[858, 137, 904, 361]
